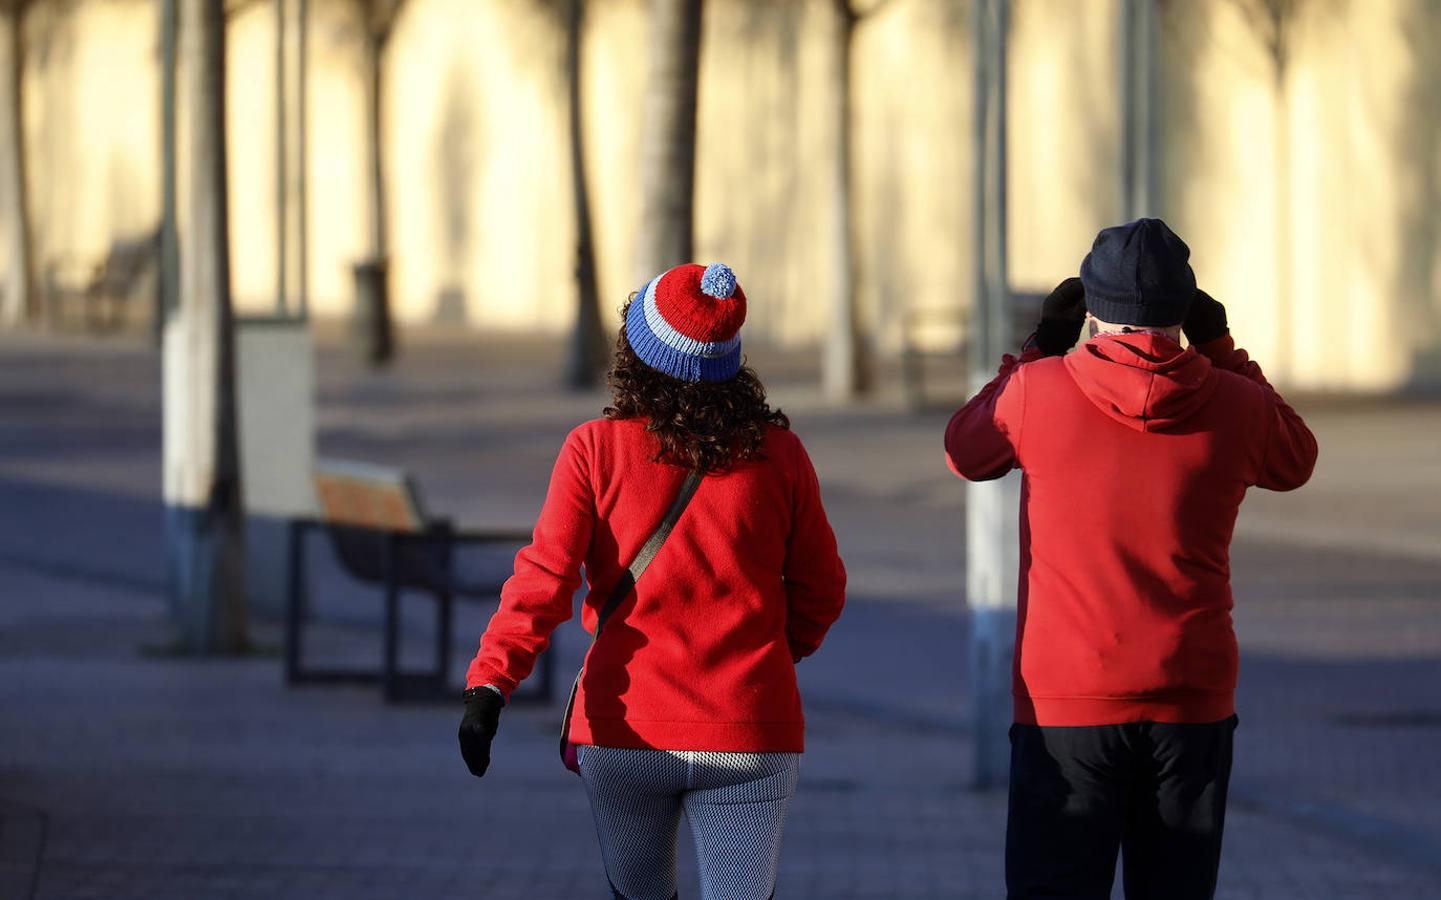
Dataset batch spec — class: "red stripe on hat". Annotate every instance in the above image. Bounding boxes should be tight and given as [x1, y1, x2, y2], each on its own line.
[654, 264, 748, 344]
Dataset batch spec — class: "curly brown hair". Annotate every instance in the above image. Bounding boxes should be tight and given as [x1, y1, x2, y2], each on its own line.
[604, 300, 789, 474]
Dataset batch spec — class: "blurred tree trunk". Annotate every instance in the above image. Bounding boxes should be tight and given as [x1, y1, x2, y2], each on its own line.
[0, 1, 36, 328]
[632, 0, 702, 284]
[157, 0, 179, 341]
[164, 0, 248, 654]
[1232, 0, 1299, 378]
[565, 0, 606, 388]
[354, 0, 402, 364]
[361, 1, 397, 267]
[1119, 0, 1158, 219]
[823, 0, 868, 400]
[823, 0, 903, 399]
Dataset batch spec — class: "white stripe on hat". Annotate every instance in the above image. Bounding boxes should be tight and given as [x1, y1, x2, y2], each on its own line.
[641, 277, 741, 360]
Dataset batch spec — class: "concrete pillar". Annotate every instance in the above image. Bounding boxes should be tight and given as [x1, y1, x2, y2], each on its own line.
[968, 0, 1019, 790]
[235, 317, 315, 618]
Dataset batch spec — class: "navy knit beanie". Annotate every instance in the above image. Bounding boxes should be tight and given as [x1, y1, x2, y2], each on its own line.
[1080, 218, 1196, 327]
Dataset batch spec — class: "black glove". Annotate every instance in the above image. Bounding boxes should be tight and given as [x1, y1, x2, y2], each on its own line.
[458, 686, 504, 778]
[1183, 289, 1228, 346]
[1034, 277, 1087, 356]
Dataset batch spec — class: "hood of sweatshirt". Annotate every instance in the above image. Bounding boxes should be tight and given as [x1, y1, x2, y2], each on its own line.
[1062, 332, 1220, 432]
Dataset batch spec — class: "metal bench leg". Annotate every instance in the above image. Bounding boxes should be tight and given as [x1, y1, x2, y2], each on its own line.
[383, 536, 401, 702]
[280, 518, 388, 690]
[284, 520, 305, 684]
[435, 588, 453, 688]
[538, 638, 554, 702]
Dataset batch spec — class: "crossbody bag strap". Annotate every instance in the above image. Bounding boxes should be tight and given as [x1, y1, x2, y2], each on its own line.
[559, 467, 703, 772]
[592, 467, 703, 639]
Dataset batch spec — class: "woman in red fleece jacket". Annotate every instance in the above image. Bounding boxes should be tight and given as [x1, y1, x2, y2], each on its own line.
[457, 262, 845, 900]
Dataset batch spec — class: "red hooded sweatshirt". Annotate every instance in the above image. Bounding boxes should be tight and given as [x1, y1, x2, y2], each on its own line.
[467, 418, 846, 752]
[945, 332, 1317, 726]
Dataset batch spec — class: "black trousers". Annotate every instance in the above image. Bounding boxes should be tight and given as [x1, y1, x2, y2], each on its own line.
[1006, 716, 1238, 900]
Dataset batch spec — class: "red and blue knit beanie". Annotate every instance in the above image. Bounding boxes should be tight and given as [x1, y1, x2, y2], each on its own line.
[625, 263, 747, 383]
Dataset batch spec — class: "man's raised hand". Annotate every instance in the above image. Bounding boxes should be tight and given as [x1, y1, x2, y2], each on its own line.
[1183, 289, 1228, 346]
[1034, 277, 1088, 356]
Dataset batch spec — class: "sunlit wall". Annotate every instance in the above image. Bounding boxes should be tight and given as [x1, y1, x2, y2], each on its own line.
[12, 0, 1441, 391]
[20, 0, 160, 281]
[1158, 0, 1441, 391]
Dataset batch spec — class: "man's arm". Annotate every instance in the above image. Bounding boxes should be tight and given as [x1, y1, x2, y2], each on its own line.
[1185, 291, 1319, 491]
[945, 278, 1086, 481]
[944, 347, 1038, 481]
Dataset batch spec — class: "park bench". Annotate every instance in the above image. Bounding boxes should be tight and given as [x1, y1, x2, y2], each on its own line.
[285, 459, 550, 704]
[44, 231, 159, 333]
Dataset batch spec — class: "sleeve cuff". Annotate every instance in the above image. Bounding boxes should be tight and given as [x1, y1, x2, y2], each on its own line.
[466, 666, 517, 698]
[1017, 333, 1047, 361]
[787, 636, 819, 662]
[1194, 331, 1235, 362]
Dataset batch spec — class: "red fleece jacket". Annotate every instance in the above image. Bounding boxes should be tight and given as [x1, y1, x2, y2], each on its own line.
[467, 418, 846, 752]
[945, 332, 1317, 726]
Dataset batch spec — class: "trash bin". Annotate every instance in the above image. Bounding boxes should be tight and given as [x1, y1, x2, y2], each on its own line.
[352, 258, 393, 366]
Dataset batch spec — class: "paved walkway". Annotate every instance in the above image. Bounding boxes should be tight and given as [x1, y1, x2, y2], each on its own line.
[2, 330, 1440, 898]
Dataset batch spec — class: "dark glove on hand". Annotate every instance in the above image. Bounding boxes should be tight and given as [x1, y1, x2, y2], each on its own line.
[1034, 277, 1087, 356]
[1183, 289, 1228, 346]
[458, 686, 504, 778]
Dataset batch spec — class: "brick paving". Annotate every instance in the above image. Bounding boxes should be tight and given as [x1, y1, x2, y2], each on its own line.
[2, 330, 1440, 898]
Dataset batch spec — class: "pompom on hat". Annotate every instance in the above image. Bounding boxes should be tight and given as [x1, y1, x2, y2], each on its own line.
[624, 263, 748, 383]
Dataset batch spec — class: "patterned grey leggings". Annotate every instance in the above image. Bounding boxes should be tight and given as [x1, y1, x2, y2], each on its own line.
[576, 745, 801, 900]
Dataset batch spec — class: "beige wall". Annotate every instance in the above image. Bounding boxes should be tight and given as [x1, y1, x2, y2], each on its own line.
[12, 0, 1441, 390]
[851, 0, 973, 353]
[1158, 0, 1441, 391]
[21, 0, 160, 274]
[1008, 0, 1122, 291]
[385, 0, 571, 329]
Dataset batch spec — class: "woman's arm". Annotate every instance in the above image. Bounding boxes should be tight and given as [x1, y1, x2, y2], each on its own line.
[466, 429, 595, 696]
[783, 439, 846, 661]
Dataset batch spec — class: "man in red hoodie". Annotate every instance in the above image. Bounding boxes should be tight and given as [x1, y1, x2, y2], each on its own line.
[945, 218, 1318, 899]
